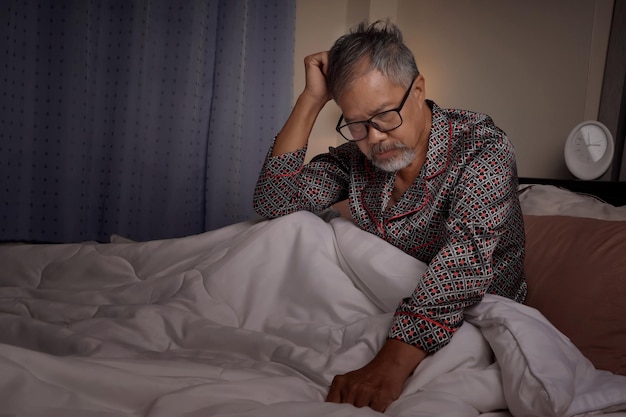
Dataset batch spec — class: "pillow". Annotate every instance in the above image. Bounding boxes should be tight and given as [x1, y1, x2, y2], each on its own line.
[523, 215, 626, 376]
[519, 184, 626, 220]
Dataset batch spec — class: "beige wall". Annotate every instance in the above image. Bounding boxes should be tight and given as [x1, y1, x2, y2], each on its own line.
[293, 1, 345, 161]
[294, 0, 613, 179]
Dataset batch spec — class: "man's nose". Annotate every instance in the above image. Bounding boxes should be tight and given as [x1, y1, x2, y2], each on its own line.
[366, 124, 387, 144]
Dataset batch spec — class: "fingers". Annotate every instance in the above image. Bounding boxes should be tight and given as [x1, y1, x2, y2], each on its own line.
[302, 51, 331, 103]
[325, 374, 395, 413]
[354, 389, 373, 409]
[370, 395, 394, 413]
[304, 51, 329, 73]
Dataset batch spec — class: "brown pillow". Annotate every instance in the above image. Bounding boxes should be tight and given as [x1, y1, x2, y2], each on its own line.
[523, 215, 626, 376]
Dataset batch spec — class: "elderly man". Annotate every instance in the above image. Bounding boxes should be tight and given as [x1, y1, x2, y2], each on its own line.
[253, 21, 526, 412]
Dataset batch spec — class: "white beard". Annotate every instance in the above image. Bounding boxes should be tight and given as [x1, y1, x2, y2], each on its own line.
[369, 142, 416, 172]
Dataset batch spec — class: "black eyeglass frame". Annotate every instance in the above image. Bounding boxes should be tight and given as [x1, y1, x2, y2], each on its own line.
[335, 76, 417, 142]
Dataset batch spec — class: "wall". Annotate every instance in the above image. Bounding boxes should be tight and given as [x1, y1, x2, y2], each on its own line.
[294, 0, 614, 179]
[397, 0, 613, 179]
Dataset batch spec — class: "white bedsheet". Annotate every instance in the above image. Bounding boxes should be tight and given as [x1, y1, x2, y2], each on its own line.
[0, 211, 625, 417]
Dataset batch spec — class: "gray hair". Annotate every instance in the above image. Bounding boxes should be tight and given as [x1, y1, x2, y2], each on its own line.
[327, 20, 419, 101]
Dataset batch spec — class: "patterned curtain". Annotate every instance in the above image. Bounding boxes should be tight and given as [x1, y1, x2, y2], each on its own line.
[0, 0, 295, 242]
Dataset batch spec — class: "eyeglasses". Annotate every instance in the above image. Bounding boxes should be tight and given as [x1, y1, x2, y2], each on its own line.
[335, 77, 416, 142]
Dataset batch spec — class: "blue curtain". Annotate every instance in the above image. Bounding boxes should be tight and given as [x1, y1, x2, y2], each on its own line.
[0, 0, 295, 243]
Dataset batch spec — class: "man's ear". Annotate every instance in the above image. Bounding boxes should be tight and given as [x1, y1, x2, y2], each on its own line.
[412, 74, 426, 100]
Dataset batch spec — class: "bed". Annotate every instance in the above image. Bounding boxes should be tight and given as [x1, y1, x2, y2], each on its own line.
[1, 179, 625, 417]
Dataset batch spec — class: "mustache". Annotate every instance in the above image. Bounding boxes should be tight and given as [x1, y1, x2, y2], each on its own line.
[370, 141, 410, 157]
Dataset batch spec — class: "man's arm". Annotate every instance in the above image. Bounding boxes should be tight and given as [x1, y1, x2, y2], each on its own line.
[253, 51, 352, 219]
[326, 130, 524, 412]
[272, 52, 331, 156]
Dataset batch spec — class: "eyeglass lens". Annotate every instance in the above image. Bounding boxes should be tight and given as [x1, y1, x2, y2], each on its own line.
[339, 110, 402, 141]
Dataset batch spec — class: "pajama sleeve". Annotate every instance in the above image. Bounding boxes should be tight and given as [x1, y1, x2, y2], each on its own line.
[253, 142, 352, 219]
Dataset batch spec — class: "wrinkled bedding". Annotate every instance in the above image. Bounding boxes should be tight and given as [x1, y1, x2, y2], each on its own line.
[1, 211, 625, 417]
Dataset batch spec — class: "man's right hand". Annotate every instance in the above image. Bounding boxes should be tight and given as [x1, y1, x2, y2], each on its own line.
[303, 51, 332, 105]
[271, 51, 333, 156]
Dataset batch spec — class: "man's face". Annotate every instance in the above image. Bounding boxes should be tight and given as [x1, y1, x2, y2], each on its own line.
[336, 70, 429, 172]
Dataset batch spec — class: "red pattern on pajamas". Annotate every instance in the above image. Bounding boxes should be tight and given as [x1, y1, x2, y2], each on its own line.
[253, 100, 526, 353]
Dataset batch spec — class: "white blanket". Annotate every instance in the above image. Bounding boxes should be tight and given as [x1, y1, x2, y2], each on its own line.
[1, 211, 625, 417]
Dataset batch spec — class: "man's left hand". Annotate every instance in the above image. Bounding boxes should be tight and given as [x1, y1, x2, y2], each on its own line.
[325, 339, 427, 412]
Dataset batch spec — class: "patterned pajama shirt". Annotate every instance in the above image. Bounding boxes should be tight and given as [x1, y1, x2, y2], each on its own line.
[253, 100, 527, 354]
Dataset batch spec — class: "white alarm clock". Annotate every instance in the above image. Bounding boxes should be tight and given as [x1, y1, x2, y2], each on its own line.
[564, 120, 614, 180]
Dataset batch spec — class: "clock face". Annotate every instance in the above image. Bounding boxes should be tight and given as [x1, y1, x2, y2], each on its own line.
[572, 124, 608, 163]
[564, 121, 614, 180]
